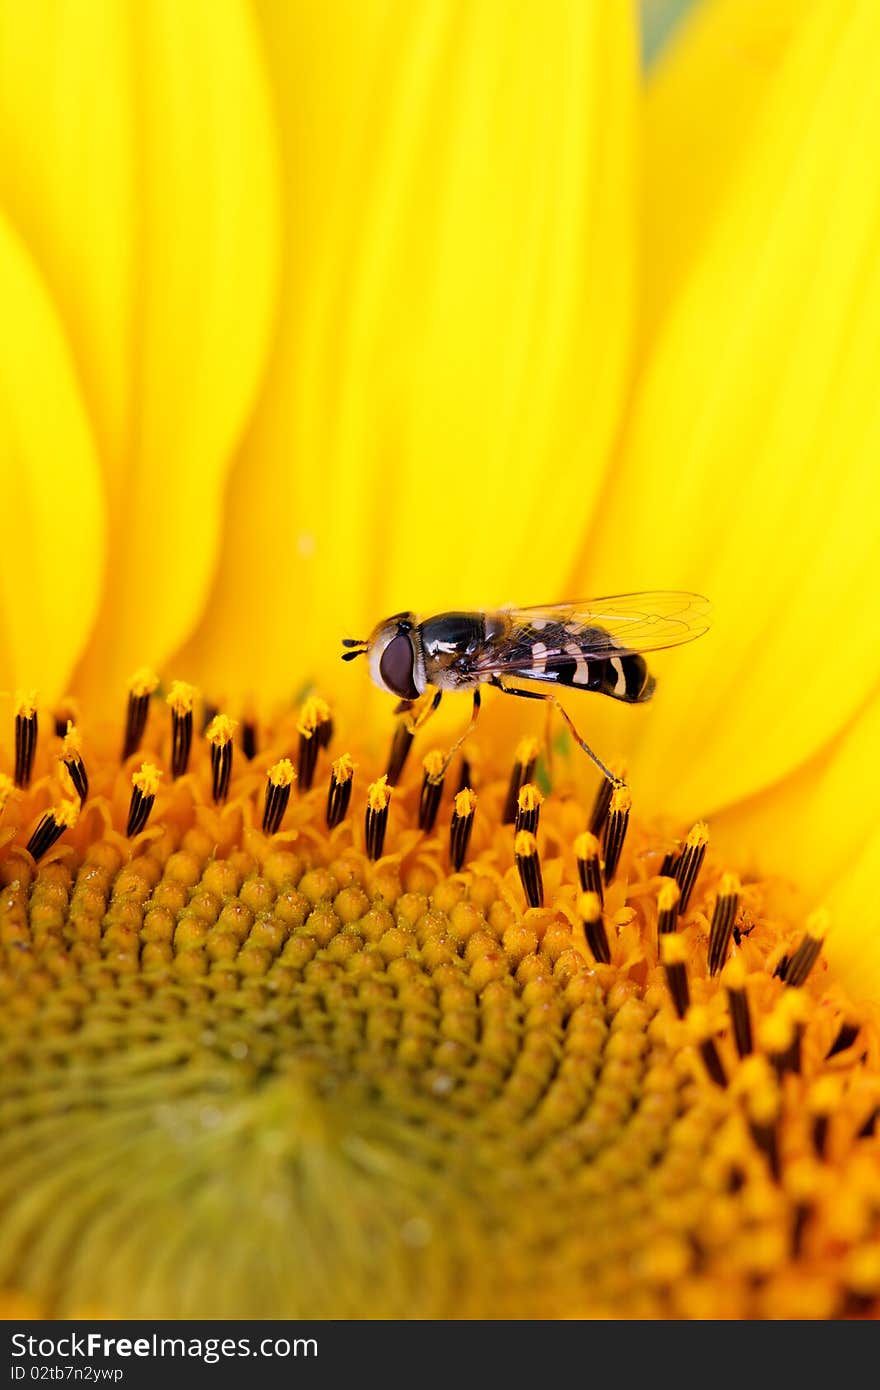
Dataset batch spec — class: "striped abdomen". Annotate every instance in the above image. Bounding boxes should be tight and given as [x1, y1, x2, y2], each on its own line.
[514, 623, 656, 703]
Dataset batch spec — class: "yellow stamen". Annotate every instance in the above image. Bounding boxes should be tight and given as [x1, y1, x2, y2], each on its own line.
[503, 737, 541, 824]
[205, 714, 237, 746]
[14, 689, 38, 719]
[13, 692, 38, 790]
[660, 932, 688, 965]
[297, 697, 332, 790]
[781, 908, 830, 987]
[365, 776, 391, 860]
[132, 762, 161, 797]
[418, 750, 446, 834]
[126, 763, 161, 838]
[422, 750, 445, 781]
[603, 782, 632, 885]
[708, 870, 741, 976]
[454, 788, 477, 819]
[166, 680, 196, 715]
[574, 829, 600, 861]
[578, 890, 610, 965]
[517, 783, 541, 813]
[326, 753, 355, 831]
[122, 669, 159, 762]
[296, 695, 331, 738]
[58, 721, 90, 804]
[367, 775, 391, 813]
[167, 681, 196, 780]
[574, 829, 604, 903]
[263, 759, 296, 835]
[268, 758, 296, 788]
[514, 828, 537, 858]
[588, 760, 626, 836]
[514, 781, 542, 836]
[673, 819, 709, 913]
[60, 721, 82, 759]
[657, 877, 680, 913]
[25, 799, 78, 861]
[514, 828, 542, 908]
[450, 788, 477, 872]
[332, 753, 355, 783]
[127, 668, 160, 699]
[657, 876, 681, 941]
[54, 800, 79, 830]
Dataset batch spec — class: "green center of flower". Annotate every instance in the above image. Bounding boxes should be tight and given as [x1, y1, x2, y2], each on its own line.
[0, 685, 878, 1320]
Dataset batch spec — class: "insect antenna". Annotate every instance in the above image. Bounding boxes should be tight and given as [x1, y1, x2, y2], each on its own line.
[341, 639, 367, 663]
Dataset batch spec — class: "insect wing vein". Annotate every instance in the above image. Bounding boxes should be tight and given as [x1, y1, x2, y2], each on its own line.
[472, 592, 710, 676]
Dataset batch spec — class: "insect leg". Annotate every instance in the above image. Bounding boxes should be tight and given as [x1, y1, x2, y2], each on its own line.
[412, 689, 443, 730]
[438, 689, 481, 777]
[490, 678, 623, 786]
[542, 697, 555, 783]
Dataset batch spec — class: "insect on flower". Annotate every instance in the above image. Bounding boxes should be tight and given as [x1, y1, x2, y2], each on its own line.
[342, 592, 711, 782]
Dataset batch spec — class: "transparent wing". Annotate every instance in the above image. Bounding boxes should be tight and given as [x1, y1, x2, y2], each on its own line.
[473, 591, 711, 674]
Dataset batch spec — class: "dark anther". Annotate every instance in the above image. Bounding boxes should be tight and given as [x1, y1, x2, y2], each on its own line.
[826, 1022, 860, 1059]
[365, 778, 391, 860]
[386, 720, 415, 787]
[700, 1038, 727, 1088]
[418, 753, 445, 833]
[242, 720, 258, 761]
[514, 830, 543, 908]
[673, 823, 708, 914]
[602, 784, 631, 886]
[588, 773, 615, 838]
[707, 873, 740, 976]
[326, 756, 355, 831]
[26, 810, 69, 861]
[14, 702, 38, 790]
[449, 790, 477, 872]
[579, 892, 610, 965]
[262, 761, 295, 835]
[122, 671, 158, 762]
[503, 740, 539, 825]
[514, 784, 542, 836]
[575, 832, 604, 905]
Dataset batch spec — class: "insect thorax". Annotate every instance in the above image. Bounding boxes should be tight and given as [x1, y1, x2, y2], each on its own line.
[419, 612, 500, 690]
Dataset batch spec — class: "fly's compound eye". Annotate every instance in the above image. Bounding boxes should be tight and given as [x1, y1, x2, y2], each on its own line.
[379, 632, 420, 700]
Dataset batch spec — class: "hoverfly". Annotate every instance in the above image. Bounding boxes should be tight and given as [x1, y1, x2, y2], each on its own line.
[342, 592, 710, 781]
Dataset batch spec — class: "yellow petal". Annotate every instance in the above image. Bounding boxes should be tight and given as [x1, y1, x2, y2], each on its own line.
[0, 214, 104, 693]
[825, 823, 880, 1001]
[711, 684, 880, 902]
[642, 0, 809, 341]
[175, 0, 637, 713]
[0, 1, 280, 707]
[571, 0, 880, 821]
[0, 1, 133, 465]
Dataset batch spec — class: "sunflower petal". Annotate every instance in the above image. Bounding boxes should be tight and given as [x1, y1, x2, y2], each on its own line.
[711, 684, 880, 894]
[0, 215, 104, 694]
[176, 0, 637, 709]
[826, 823, 880, 1001]
[642, 0, 808, 341]
[0, 0, 281, 707]
[574, 0, 880, 820]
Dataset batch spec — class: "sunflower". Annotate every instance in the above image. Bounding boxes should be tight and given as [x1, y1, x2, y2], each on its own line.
[0, 0, 879, 1320]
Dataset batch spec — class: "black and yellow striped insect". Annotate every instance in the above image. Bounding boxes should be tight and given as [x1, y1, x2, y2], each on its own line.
[342, 592, 710, 781]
